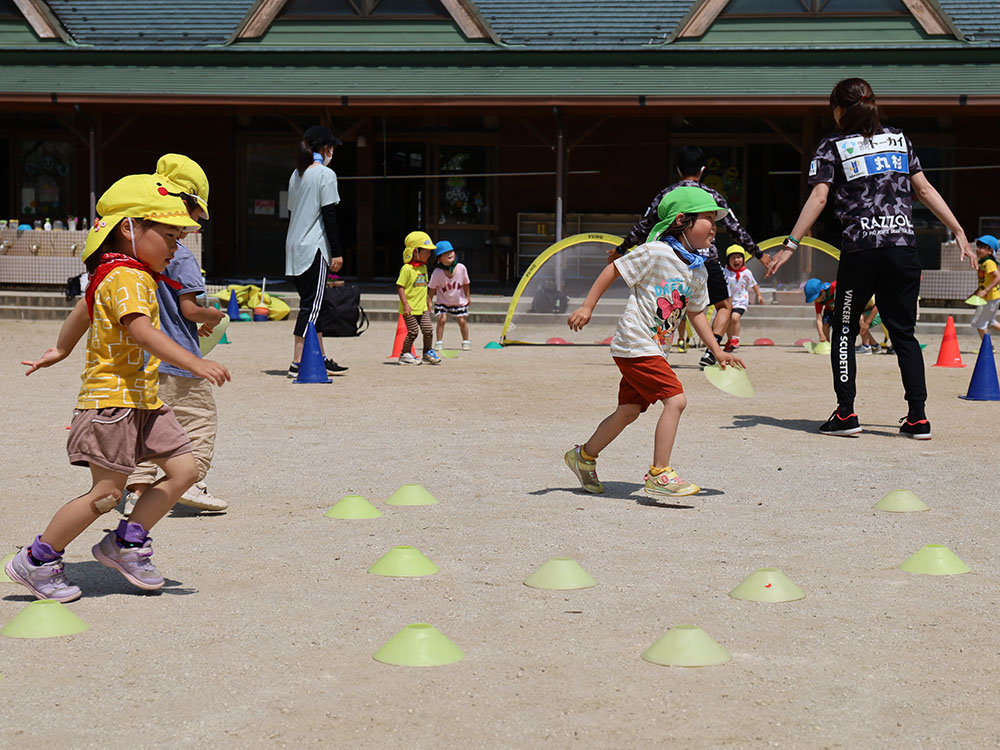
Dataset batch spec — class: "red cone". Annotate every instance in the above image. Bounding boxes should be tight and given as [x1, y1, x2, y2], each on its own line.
[932, 315, 965, 368]
[389, 314, 415, 358]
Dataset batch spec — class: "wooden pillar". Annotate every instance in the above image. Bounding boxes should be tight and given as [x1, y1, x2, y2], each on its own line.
[356, 122, 374, 281]
[799, 113, 816, 278]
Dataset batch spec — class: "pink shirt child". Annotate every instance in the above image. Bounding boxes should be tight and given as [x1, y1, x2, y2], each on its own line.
[429, 263, 470, 307]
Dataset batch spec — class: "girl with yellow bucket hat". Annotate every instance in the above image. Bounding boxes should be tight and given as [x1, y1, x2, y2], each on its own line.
[9, 173, 231, 602]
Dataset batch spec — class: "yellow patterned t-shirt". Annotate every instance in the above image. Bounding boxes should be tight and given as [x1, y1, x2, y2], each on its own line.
[77, 267, 163, 410]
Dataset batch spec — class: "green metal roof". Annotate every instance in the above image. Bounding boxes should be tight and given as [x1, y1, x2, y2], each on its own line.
[938, 0, 1000, 43]
[233, 19, 492, 50]
[2, 60, 1000, 98]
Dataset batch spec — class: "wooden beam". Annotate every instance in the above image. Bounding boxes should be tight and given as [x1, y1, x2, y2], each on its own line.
[902, 0, 961, 38]
[439, 0, 493, 40]
[761, 116, 801, 155]
[12, 0, 62, 40]
[675, 0, 730, 40]
[100, 114, 136, 148]
[234, 0, 288, 41]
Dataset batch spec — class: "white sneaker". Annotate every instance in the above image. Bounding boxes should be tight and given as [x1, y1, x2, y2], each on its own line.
[461, 340, 471, 351]
[178, 482, 228, 512]
[398, 352, 421, 365]
[434, 340, 444, 351]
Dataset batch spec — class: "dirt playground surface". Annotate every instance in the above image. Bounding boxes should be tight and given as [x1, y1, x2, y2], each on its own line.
[1, 317, 998, 749]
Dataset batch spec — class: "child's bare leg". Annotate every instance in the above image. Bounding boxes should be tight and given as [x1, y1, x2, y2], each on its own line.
[129, 453, 198, 531]
[731, 312, 742, 340]
[583, 403, 642, 457]
[40, 465, 128, 551]
[435, 313, 447, 343]
[652, 393, 687, 468]
[457, 316, 470, 340]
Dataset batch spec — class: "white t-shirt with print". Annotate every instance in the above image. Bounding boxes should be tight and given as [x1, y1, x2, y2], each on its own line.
[285, 164, 341, 276]
[610, 241, 709, 359]
[723, 266, 757, 309]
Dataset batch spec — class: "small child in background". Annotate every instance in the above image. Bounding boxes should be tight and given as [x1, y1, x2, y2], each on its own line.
[804, 278, 836, 343]
[11, 174, 230, 602]
[722, 245, 763, 351]
[429, 240, 472, 351]
[564, 186, 743, 499]
[396, 231, 441, 365]
[857, 299, 880, 354]
[971, 234, 1000, 341]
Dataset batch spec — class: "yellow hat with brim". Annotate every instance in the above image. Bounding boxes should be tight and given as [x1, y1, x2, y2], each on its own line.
[403, 230, 436, 262]
[83, 173, 200, 262]
[155, 153, 210, 219]
[726, 244, 751, 261]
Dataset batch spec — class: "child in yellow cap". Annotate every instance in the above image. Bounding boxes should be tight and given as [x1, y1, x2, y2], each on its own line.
[10, 173, 231, 602]
[722, 244, 763, 351]
[396, 231, 442, 365]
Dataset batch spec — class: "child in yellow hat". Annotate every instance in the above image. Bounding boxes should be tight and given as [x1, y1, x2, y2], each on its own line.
[396, 230, 442, 365]
[10, 173, 231, 602]
[722, 244, 764, 351]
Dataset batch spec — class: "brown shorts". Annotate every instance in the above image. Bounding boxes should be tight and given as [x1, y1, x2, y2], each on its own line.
[613, 355, 684, 413]
[67, 406, 192, 474]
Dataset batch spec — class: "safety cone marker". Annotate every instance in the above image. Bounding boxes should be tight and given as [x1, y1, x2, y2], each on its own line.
[959, 333, 1000, 400]
[226, 289, 241, 321]
[389, 314, 415, 358]
[728, 567, 806, 603]
[641, 624, 731, 667]
[874, 489, 929, 513]
[899, 544, 970, 575]
[1, 600, 89, 639]
[523, 557, 597, 590]
[932, 316, 965, 367]
[324, 495, 382, 519]
[385, 484, 438, 506]
[293, 321, 331, 383]
[368, 546, 439, 577]
[373, 624, 464, 666]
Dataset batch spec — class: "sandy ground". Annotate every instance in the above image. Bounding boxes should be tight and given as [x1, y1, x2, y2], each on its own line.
[1, 316, 998, 749]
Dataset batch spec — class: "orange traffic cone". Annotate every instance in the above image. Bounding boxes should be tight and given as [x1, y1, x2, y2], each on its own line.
[389, 314, 415, 358]
[932, 315, 965, 368]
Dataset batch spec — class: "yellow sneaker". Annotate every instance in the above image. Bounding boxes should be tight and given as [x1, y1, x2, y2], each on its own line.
[644, 467, 699, 498]
[564, 446, 603, 494]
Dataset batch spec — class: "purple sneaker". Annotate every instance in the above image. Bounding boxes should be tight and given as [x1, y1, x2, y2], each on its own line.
[91, 532, 164, 591]
[5, 547, 82, 602]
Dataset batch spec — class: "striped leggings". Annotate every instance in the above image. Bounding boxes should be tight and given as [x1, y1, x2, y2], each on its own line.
[403, 310, 434, 353]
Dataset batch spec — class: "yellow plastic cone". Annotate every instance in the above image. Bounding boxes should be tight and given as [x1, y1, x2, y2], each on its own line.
[812, 341, 832, 355]
[874, 490, 930, 513]
[368, 546, 440, 577]
[0, 552, 15, 583]
[642, 624, 731, 667]
[373, 624, 464, 666]
[900, 544, 970, 575]
[324, 495, 382, 519]
[386, 484, 438, 506]
[1, 600, 89, 639]
[523, 557, 597, 590]
[728, 567, 806, 602]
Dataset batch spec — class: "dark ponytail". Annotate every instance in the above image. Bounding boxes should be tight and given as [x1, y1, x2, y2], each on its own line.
[830, 77, 881, 139]
[295, 139, 313, 177]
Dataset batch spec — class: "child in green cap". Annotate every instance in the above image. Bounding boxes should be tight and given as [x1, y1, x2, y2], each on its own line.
[564, 186, 744, 499]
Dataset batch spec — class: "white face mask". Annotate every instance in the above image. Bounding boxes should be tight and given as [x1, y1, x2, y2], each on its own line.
[681, 228, 710, 255]
[323, 152, 332, 166]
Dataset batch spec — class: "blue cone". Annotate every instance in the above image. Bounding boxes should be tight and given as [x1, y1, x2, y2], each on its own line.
[226, 289, 241, 321]
[960, 333, 1000, 401]
[294, 321, 331, 384]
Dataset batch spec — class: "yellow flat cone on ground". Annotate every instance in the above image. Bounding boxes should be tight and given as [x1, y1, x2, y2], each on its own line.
[386, 484, 438, 506]
[0, 551, 15, 583]
[642, 624, 731, 667]
[1, 600, 89, 639]
[874, 490, 930, 513]
[324, 495, 382, 519]
[523, 557, 597, 590]
[900, 544, 970, 575]
[373, 623, 464, 666]
[812, 341, 832, 355]
[728, 567, 806, 602]
[368, 546, 440, 577]
[802, 341, 815, 353]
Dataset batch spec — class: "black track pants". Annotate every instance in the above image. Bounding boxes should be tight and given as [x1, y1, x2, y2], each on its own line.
[831, 246, 926, 412]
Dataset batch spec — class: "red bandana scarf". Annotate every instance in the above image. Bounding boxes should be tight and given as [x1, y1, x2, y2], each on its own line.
[85, 252, 182, 320]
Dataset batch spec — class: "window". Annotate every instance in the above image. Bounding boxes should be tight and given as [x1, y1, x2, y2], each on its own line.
[724, 0, 906, 15]
[17, 140, 74, 221]
[279, 0, 449, 19]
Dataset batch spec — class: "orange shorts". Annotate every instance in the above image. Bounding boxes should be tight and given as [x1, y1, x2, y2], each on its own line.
[613, 355, 684, 413]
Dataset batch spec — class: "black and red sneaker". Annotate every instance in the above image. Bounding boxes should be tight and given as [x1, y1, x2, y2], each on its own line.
[899, 417, 932, 440]
[819, 410, 862, 436]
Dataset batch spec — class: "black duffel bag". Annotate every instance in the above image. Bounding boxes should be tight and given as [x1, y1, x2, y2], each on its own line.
[319, 283, 369, 337]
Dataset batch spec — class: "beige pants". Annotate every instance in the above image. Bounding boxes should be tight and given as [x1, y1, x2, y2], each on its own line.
[128, 372, 217, 487]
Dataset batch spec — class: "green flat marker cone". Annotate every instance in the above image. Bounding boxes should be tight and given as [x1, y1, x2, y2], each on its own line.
[373, 623, 464, 666]
[324, 495, 382, 519]
[900, 544, 970, 575]
[0, 552, 15, 583]
[218, 330, 231, 345]
[1, 600, 89, 639]
[728, 567, 806, 603]
[523, 557, 597, 590]
[484, 341, 503, 349]
[802, 341, 815, 354]
[368, 546, 440, 577]
[813, 341, 832, 355]
[641, 624, 732, 667]
[874, 489, 930, 513]
[438, 350, 459, 358]
[386, 484, 438, 506]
